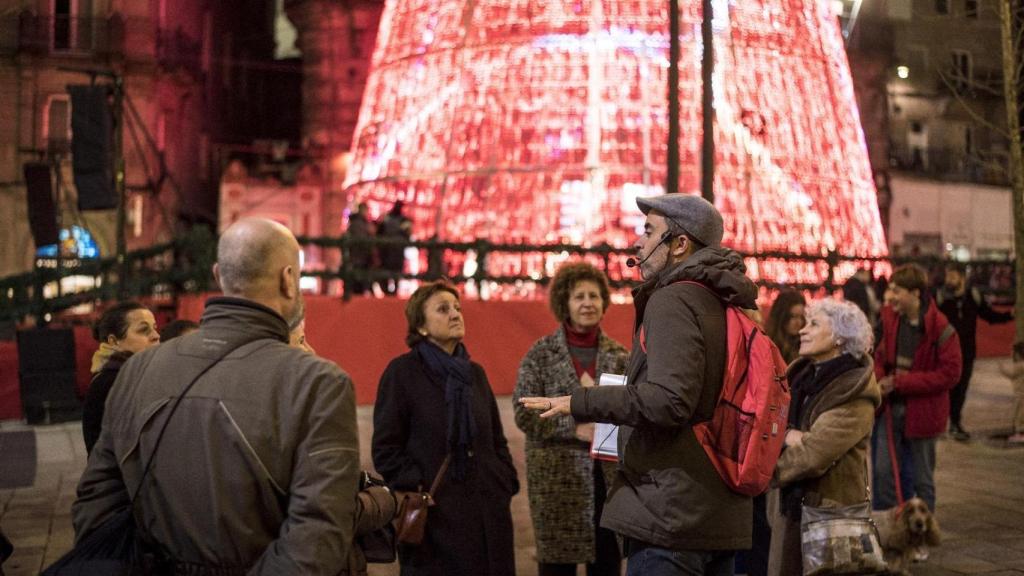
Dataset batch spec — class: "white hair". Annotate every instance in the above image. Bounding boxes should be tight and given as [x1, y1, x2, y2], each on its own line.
[807, 298, 874, 359]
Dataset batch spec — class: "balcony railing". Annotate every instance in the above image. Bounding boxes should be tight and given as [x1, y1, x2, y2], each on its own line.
[2, 12, 124, 56]
[890, 145, 1009, 186]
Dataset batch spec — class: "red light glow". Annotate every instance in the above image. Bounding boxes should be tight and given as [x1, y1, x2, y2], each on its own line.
[343, 0, 888, 288]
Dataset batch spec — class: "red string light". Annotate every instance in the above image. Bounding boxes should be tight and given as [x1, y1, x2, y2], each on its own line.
[343, 0, 888, 292]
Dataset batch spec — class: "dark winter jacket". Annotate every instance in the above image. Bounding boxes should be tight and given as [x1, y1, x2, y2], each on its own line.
[936, 286, 1012, 360]
[513, 327, 628, 563]
[73, 297, 360, 575]
[874, 298, 963, 439]
[569, 247, 759, 551]
[372, 349, 519, 576]
[81, 350, 132, 454]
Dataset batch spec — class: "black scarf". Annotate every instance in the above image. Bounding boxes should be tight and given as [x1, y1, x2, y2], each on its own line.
[415, 340, 477, 480]
[788, 353, 861, 428]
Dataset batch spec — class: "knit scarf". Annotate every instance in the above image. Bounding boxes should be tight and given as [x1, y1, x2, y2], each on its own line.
[90, 342, 120, 374]
[564, 321, 600, 378]
[787, 353, 861, 428]
[415, 340, 476, 480]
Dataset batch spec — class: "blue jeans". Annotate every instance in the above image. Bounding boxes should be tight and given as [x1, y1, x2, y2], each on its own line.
[872, 401, 937, 510]
[624, 540, 734, 576]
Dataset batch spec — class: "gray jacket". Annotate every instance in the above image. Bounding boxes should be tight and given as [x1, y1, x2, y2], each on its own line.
[72, 297, 361, 575]
[570, 248, 758, 550]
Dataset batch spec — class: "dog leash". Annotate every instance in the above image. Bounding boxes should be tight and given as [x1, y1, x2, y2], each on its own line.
[884, 402, 905, 506]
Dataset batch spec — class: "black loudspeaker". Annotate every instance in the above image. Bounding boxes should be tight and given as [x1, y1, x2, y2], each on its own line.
[69, 84, 117, 211]
[16, 328, 81, 425]
[23, 162, 59, 247]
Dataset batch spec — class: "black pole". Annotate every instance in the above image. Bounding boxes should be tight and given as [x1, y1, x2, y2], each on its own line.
[701, 0, 715, 203]
[113, 76, 127, 297]
[53, 154, 63, 299]
[667, 0, 680, 195]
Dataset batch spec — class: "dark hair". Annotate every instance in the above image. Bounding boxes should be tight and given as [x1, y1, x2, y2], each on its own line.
[1014, 340, 1024, 360]
[405, 280, 460, 348]
[160, 319, 199, 341]
[93, 301, 147, 343]
[944, 261, 966, 276]
[891, 264, 929, 294]
[764, 289, 806, 362]
[548, 262, 611, 323]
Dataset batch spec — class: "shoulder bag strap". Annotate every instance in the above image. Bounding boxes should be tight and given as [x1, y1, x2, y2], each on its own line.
[426, 454, 452, 498]
[129, 338, 265, 504]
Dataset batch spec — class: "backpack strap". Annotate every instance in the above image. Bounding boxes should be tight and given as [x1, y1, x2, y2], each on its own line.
[130, 338, 266, 504]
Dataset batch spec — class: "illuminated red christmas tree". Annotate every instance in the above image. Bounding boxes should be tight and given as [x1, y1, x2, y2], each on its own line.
[343, 0, 887, 286]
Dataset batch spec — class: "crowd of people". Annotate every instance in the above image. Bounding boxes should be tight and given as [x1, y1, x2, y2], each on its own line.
[49, 192, 1021, 576]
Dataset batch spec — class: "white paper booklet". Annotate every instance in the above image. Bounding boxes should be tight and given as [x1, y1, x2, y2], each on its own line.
[590, 373, 626, 462]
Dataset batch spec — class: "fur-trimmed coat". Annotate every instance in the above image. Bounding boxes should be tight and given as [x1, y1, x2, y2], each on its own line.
[512, 327, 628, 564]
[768, 354, 882, 576]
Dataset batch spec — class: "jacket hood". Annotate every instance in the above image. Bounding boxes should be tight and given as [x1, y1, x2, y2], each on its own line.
[655, 247, 759, 309]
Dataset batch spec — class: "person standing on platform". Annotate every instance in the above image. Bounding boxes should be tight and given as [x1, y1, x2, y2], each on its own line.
[521, 193, 759, 576]
[73, 218, 361, 574]
[377, 201, 412, 295]
[936, 262, 1013, 441]
[513, 262, 628, 576]
[345, 202, 376, 295]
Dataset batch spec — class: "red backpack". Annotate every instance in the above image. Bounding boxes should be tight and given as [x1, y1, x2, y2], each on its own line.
[644, 281, 791, 496]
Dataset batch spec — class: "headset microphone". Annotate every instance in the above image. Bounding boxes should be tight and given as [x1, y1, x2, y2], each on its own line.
[625, 231, 673, 268]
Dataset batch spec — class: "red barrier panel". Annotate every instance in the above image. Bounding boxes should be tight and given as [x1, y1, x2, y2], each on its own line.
[0, 341, 21, 420]
[177, 294, 636, 405]
[0, 297, 1015, 420]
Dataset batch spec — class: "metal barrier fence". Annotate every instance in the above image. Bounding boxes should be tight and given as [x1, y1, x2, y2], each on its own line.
[0, 226, 1016, 323]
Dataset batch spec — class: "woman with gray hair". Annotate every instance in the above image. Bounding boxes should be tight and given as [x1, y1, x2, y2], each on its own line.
[768, 298, 882, 575]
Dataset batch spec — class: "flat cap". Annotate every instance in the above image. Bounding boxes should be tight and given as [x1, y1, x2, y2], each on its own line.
[636, 193, 724, 247]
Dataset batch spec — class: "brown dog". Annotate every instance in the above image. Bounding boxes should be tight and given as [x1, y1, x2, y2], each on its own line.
[870, 497, 941, 575]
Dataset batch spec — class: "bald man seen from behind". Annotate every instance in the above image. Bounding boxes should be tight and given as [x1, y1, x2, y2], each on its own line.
[72, 218, 361, 575]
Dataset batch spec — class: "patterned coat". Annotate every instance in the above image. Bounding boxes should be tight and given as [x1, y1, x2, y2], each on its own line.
[512, 327, 628, 564]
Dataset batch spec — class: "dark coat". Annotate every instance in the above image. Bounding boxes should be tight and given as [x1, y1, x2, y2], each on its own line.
[81, 350, 132, 454]
[372, 350, 519, 576]
[874, 298, 962, 438]
[936, 286, 1012, 361]
[768, 355, 881, 576]
[569, 247, 758, 551]
[345, 212, 375, 268]
[512, 327, 628, 563]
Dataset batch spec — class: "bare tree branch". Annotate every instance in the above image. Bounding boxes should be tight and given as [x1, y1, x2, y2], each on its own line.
[937, 70, 1011, 138]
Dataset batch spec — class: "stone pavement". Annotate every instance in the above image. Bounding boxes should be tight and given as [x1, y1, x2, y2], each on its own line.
[2, 358, 1023, 576]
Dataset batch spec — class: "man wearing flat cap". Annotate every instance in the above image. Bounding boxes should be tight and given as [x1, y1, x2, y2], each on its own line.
[522, 193, 759, 575]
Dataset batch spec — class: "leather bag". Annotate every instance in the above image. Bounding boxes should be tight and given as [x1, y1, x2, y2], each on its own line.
[394, 455, 451, 545]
